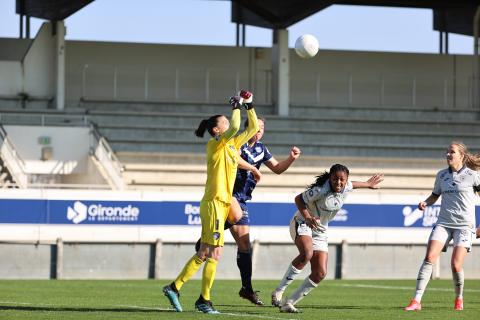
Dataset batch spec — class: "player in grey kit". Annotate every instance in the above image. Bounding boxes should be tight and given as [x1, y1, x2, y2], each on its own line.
[405, 141, 480, 311]
[272, 164, 383, 313]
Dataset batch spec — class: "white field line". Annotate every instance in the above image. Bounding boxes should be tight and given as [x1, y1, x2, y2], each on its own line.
[115, 304, 172, 311]
[0, 301, 39, 305]
[330, 283, 480, 292]
[117, 304, 299, 320]
[220, 312, 299, 320]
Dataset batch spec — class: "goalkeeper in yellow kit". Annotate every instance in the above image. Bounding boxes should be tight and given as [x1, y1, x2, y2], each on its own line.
[163, 90, 259, 314]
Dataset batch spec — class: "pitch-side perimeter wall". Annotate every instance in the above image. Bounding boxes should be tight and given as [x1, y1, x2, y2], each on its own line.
[0, 189, 478, 280]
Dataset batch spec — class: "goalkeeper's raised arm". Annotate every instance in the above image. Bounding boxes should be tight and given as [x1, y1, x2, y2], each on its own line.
[234, 90, 259, 148]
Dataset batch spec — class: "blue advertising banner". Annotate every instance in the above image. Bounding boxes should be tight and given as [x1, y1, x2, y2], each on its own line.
[0, 198, 478, 228]
[0, 199, 47, 224]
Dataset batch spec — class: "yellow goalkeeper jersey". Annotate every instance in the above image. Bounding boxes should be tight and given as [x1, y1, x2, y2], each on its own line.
[201, 108, 259, 204]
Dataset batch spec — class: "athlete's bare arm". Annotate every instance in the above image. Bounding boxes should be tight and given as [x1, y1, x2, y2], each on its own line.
[264, 146, 301, 174]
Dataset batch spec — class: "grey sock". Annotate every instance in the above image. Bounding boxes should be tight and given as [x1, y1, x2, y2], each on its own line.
[276, 264, 302, 292]
[413, 260, 433, 302]
[452, 270, 464, 299]
[287, 276, 318, 305]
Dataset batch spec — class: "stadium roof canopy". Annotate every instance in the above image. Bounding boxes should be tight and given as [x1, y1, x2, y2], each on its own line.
[231, 0, 480, 36]
[15, 0, 480, 36]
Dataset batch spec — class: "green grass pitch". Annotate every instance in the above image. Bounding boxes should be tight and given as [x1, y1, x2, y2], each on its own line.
[0, 279, 479, 319]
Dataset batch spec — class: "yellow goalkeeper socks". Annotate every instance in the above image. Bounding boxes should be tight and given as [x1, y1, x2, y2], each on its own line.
[201, 258, 218, 300]
[174, 254, 204, 291]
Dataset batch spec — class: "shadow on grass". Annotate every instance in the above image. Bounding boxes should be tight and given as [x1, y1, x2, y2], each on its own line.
[0, 305, 173, 313]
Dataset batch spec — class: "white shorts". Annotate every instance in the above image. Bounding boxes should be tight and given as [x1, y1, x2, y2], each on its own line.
[429, 225, 475, 252]
[289, 215, 328, 252]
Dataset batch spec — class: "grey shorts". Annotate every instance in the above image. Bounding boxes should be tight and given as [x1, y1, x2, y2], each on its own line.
[429, 225, 475, 252]
[289, 215, 328, 252]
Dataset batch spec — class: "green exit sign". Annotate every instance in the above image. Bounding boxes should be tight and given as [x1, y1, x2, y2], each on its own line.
[38, 136, 51, 145]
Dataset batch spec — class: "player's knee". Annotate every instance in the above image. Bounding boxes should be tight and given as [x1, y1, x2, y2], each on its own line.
[424, 255, 436, 264]
[196, 250, 208, 261]
[211, 252, 221, 261]
[197, 244, 223, 261]
[209, 247, 223, 260]
[228, 213, 241, 224]
[237, 242, 250, 252]
[451, 261, 462, 273]
[298, 251, 313, 265]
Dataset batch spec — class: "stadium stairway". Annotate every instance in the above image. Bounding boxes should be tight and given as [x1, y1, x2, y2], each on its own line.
[1, 101, 478, 193]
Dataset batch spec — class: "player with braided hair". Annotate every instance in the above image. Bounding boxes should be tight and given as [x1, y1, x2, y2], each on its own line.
[272, 164, 383, 313]
[162, 90, 258, 314]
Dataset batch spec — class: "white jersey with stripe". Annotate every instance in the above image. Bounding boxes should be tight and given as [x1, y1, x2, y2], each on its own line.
[432, 166, 480, 230]
[294, 180, 353, 232]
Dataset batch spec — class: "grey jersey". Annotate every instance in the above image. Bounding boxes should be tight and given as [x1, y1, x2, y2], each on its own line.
[433, 166, 480, 230]
[294, 180, 353, 232]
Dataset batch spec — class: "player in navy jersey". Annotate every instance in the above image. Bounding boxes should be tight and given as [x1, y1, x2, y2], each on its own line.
[405, 142, 480, 311]
[195, 117, 301, 305]
[233, 118, 301, 305]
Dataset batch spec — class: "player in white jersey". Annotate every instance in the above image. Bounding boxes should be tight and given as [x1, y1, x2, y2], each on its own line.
[405, 141, 480, 312]
[271, 164, 384, 313]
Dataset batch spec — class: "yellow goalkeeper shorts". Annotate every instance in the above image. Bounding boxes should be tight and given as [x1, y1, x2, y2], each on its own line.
[200, 199, 230, 246]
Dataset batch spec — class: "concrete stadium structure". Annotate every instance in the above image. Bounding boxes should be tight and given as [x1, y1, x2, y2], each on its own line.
[1, 19, 480, 279]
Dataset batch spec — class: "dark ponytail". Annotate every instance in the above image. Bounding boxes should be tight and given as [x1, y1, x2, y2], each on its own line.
[308, 163, 349, 189]
[195, 114, 222, 137]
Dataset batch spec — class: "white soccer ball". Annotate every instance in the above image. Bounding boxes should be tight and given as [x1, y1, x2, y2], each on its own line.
[294, 34, 319, 59]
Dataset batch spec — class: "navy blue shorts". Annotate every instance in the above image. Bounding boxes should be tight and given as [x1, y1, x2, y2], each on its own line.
[235, 201, 250, 226]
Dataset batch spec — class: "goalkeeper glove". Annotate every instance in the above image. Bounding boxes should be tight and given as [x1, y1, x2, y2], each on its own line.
[239, 90, 254, 110]
[229, 95, 243, 110]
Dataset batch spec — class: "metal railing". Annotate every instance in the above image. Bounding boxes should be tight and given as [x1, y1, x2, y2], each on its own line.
[0, 112, 90, 127]
[0, 125, 28, 188]
[0, 116, 124, 191]
[294, 73, 475, 109]
[80, 63, 476, 109]
[81, 64, 254, 104]
[90, 123, 125, 191]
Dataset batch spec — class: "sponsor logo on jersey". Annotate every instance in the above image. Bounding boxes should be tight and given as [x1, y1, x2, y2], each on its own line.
[67, 201, 140, 224]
